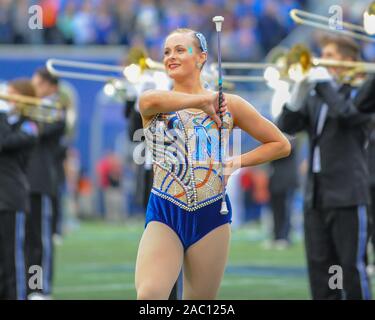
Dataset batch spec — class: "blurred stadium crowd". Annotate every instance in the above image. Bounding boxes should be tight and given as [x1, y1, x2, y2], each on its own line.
[0, 0, 307, 60]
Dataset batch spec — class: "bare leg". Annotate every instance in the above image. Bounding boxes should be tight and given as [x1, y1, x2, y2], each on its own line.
[135, 221, 184, 300]
[183, 223, 231, 300]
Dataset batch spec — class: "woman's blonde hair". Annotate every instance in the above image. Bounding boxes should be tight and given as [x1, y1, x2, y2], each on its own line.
[166, 28, 208, 69]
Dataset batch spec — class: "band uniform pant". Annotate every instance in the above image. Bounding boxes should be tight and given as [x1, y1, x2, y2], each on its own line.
[304, 205, 372, 300]
[25, 194, 54, 297]
[0, 211, 26, 300]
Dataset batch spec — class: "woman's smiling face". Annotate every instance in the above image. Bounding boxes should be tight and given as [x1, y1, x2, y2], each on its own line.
[163, 32, 206, 81]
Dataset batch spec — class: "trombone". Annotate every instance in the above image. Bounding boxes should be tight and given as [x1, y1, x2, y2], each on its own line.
[0, 92, 64, 123]
[46, 43, 262, 87]
[209, 62, 276, 82]
[209, 46, 290, 83]
[46, 57, 263, 87]
[46, 57, 165, 83]
[290, 5, 375, 43]
[283, 44, 375, 85]
[210, 43, 375, 85]
[208, 4, 375, 82]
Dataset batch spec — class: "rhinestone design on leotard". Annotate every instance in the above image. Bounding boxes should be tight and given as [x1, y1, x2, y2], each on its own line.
[144, 109, 233, 212]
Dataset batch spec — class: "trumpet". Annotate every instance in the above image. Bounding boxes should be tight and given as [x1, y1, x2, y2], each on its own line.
[0, 93, 64, 123]
[290, 5, 375, 43]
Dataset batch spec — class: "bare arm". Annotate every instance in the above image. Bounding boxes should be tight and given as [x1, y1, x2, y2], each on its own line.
[225, 94, 291, 174]
[139, 90, 223, 127]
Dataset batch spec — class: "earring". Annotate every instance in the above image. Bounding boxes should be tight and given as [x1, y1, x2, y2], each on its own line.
[196, 62, 202, 69]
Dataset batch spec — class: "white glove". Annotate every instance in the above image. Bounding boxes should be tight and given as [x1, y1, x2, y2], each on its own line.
[271, 80, 291, 120]
[0, 100, 13, 114]
[288, 79, 314, 111]
[125, 83, 138, 101]
[40, 97, 55, 108]
[307, 66, 332, 83]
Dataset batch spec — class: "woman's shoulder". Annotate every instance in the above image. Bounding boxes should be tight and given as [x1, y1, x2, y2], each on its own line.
[225, 93, 256, 112]
[225, 93, 242, 115]
[225, 92, 246, 104]
[224, 93, 259, 128]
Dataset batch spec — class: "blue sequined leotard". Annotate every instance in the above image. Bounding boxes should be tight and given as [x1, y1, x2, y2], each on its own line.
[144, 108, 234, 250]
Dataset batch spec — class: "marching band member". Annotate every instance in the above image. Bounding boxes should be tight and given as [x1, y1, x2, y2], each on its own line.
[277, 35, 373, 300]
[0, 79, 39, 300]
[26, 68, 66, 299]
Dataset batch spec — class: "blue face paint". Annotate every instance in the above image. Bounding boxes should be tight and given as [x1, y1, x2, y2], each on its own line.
[188, 46, 193, 54]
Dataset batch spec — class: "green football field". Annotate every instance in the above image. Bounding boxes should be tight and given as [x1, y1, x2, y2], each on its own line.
[52, 220, 375, 300]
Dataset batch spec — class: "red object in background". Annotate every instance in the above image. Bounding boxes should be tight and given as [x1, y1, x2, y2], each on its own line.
[240, 168, 270, 204]
[252, 170, 270, 204]
[96, 154, 122, 189]
[40, 0, 60, 28]
[78, 177, 92, 195]
[97, 158, 110, 189]
[240, 169, 254, 190]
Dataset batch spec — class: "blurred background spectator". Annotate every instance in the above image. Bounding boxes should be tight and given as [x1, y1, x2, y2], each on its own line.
[0, 0, 309, 61]
[3, 0, 373, 65]
[96, 151, 123, 220]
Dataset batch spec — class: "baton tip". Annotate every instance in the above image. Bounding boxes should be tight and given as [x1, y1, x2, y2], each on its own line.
[212, 16, 224, 32]
[220, 200, 229, 215]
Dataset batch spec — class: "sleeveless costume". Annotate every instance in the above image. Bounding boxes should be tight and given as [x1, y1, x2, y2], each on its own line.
[144, 109, 234, 250]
